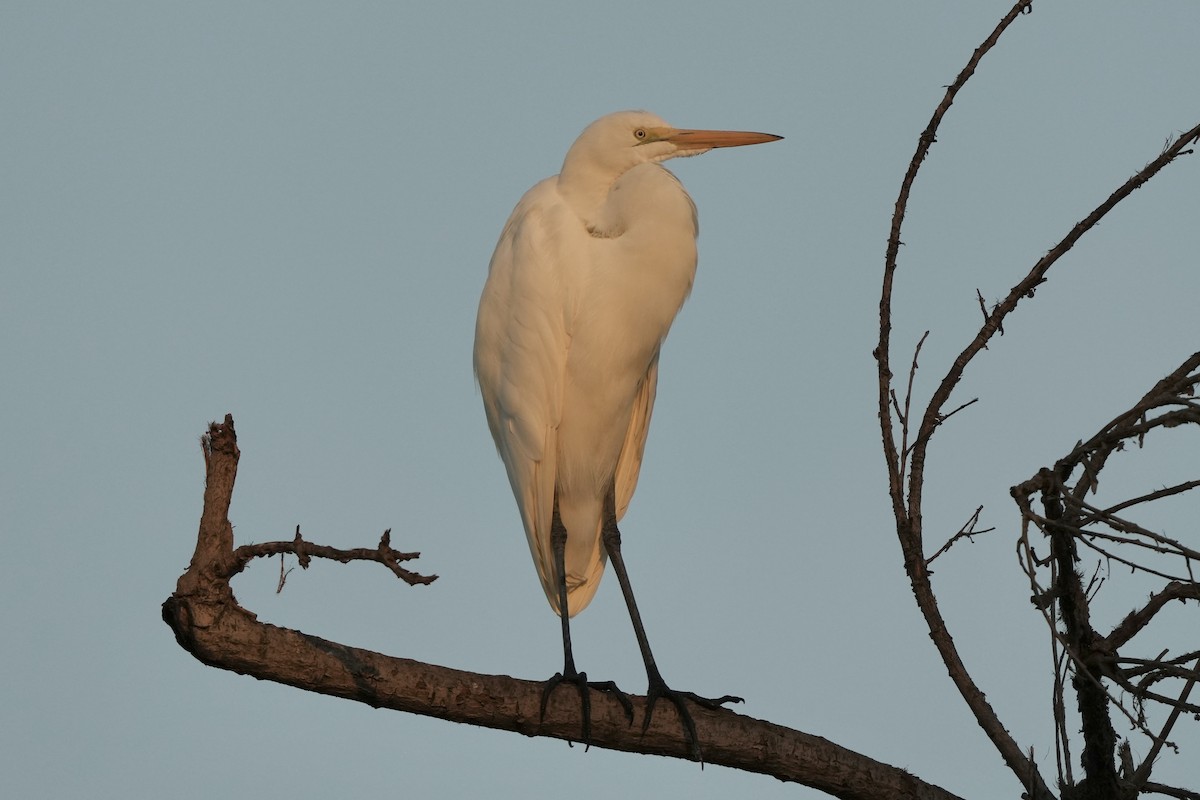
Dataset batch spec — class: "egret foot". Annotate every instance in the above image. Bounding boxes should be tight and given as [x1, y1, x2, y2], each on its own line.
[642, 667, 743, 764]
[540, 669, 634, 749]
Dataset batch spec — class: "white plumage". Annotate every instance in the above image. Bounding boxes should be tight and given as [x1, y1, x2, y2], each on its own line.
[474, 110, 780, 619]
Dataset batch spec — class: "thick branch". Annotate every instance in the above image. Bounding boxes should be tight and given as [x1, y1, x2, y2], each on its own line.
[161, 593, 959, 800]
[162, 416, 964, 800]
[1045, 506, 1120, 796]
[1011, 350, 1200, 795]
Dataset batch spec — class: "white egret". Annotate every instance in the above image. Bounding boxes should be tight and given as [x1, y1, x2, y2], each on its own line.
[473, 110, 781, 757]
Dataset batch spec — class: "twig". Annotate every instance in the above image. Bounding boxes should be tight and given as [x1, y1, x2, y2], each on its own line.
[1079, 480, 1200, 541]
[975, 290, 1002, 337]
[935, 397, 979, 429]
[1022, 506, 1195, 564]
[230, 526, 438, 587]
[1119, 651, 1200, 679]
[1073, 536, 1192, 584]
[276, 553, 293, 593]
[926, 505, 994, 565]
[897, 331, 931, 489]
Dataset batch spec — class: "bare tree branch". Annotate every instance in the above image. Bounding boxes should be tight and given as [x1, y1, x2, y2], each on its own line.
[1012, 348, 1200, 797]
[911, 128, 1200, 481]
[874, 3, 1054, 797]
[875, 0, 1199, 794]
[162, 416, 966, 800]
[926, 506, 994, 566]
[232, 526, 438, 587]
[894, 330, 930, 489]
[1140, 783, 1200, 800]
[1129, 658, 1199, 790]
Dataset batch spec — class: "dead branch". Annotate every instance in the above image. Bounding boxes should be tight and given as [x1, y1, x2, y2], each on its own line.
[1139, 783, 1200, 800]
[1082, 480, 1200, 533]
[232, 526, 437, 587]
[895, 331, 930, 490]
[911, 133, 1200, 478]
[162, 415, 966, 800]
[874, 3, 1053, 797]
[926, 506, 994, 566]
[876, 0, 1198, 793]
[1011, 350, 1200, 796]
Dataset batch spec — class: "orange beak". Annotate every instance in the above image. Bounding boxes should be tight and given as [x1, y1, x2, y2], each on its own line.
[662, 127, 783, 152]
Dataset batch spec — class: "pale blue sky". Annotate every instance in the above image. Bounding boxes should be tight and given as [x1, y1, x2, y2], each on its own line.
[3, 3, 1197, 798]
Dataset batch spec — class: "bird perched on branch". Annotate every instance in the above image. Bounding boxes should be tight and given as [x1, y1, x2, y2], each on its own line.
[474, 110, 781, 758]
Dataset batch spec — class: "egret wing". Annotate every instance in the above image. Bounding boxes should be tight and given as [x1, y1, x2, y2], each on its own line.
[613, 355, 659, 520]
[474, 179, 573, 613]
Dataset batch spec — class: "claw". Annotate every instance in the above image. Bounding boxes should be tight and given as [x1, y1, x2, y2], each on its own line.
[541, 671, 634, 749]
[642, 672, 743, 764]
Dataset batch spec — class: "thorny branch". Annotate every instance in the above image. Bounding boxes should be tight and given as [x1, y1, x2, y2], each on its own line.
[926, 506, 994, 566]
[1012, 352, 1200, 795]
[232, 526, 438, 588]
[890, 330, 930, 492]
[875, 0, 1199, 796]
[875, 3, 1047, 799]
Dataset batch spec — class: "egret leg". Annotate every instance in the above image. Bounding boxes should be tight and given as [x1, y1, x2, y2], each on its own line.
[600, 491, 743, 763]
[540, 498, 633, 747]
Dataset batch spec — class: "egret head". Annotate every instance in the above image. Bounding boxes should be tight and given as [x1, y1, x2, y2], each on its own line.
[562, 110, 782, 177]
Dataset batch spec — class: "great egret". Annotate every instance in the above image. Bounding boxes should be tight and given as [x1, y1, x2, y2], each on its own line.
[473, 110, 781, 757]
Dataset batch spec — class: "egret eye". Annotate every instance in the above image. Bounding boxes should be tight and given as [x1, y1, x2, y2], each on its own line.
[633, 128, 647, 141]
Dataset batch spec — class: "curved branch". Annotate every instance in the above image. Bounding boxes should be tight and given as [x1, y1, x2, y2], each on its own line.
[876, 0, 1035, 513]
[910, 126, 1200, 475]
[876, 3, 1199, 792]
[874, 4, 1054, 798]
[162, 416, 965, 800]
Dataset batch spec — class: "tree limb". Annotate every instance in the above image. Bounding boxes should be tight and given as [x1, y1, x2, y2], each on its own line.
[162, 416, 966, 800]
[1012, 349, 1200, 796]
[874, 4, 1055, 797]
